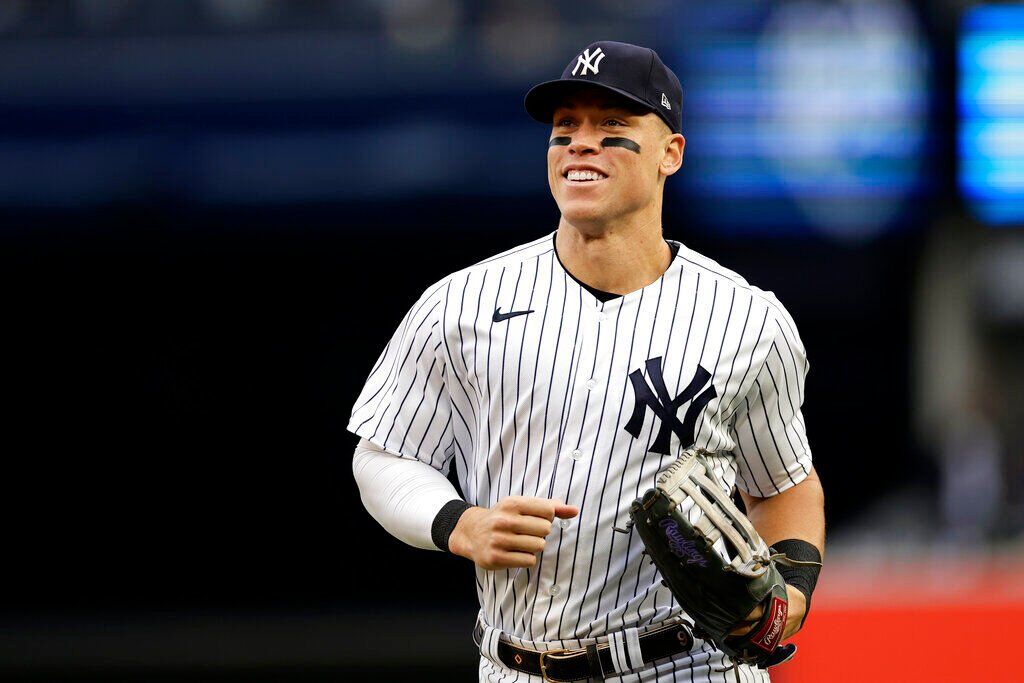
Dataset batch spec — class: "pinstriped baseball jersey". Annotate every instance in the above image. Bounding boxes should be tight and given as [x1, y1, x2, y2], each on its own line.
[347, 230, 811, 673]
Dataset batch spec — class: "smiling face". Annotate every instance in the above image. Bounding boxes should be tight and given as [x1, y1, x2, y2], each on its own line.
[547, 86, 685, 233]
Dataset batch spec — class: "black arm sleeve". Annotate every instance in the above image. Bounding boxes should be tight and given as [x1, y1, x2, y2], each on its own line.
[771, 538, 822, 626]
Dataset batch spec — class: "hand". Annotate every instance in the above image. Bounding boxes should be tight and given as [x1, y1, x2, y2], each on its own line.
[729, 584, 806, 641]
[448, 496, 579, 570]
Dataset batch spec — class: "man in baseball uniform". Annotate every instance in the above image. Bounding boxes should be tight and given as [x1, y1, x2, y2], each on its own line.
[349, 41, 825, 682]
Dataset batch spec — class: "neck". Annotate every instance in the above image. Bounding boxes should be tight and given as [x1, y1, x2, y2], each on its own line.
[555, 211, 672, 295]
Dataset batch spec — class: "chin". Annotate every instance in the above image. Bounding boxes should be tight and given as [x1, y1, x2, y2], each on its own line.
[558, 200, 613, 227]
[561, 196, 606, 220]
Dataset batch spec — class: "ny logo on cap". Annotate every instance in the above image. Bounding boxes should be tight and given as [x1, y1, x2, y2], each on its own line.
[572, 47, 605, 76]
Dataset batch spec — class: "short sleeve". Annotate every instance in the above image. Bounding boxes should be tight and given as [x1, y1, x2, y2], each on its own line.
[730, 308, 813, 497]
[347, 283, 456, 473]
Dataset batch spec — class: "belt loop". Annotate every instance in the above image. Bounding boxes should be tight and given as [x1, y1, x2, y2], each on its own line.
[475, 614, 503, 665]
[585, 642, 605, 679]
[607, 626, 644, 675]
[607, 630, 627, 674]
[625, 627, 644, 671]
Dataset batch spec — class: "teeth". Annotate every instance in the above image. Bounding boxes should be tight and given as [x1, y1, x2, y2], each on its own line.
[566, 170, 607, 182]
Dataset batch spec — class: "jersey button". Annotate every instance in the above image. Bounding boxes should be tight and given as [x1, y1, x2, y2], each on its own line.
[549, 584, 561, 597]
[584, 378, 598, 390]
[570, 449, 584, 461]
[596, 312, 607, 322]
[560, 518, 572, 529]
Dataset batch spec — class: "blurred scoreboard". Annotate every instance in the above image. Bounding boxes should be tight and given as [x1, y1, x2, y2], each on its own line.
[959, 4, 1024, 226]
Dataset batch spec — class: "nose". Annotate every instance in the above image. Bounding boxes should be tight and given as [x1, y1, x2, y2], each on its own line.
[567, 126, 602, 156]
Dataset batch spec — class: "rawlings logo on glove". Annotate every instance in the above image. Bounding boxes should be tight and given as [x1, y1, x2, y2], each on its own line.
[659, 519, 707, 567]
[750, 597, 787, 652]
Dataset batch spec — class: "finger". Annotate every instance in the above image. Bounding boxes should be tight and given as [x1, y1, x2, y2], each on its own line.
[502, 496, 559, 520]
[491, 550, 538, 569]
[492, 531, 547, 553]
[505, 515, 554, 537]
[502, 533, 548, 554]
[554, 503, 579, 519]
[729, 622, 756, 637]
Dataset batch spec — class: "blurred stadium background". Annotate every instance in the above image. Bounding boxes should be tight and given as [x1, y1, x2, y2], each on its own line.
[1, 0, 1022, 681]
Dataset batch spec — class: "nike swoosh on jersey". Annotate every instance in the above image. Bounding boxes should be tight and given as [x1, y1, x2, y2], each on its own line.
[492, 307, 535, 323]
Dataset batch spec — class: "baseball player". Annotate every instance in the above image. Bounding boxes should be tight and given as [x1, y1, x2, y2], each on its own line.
[349, 41, 825, 682]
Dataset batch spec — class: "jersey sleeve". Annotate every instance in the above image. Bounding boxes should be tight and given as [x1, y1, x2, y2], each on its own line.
[347, 282, 457, 473]
[730, 305, 813, 497]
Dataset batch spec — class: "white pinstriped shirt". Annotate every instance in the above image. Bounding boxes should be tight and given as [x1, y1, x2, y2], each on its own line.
[348, 231, 812, 681]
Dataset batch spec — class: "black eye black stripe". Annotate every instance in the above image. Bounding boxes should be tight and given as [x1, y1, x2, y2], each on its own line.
[601, 137, 641, 154]
[549, 137, 571, 147]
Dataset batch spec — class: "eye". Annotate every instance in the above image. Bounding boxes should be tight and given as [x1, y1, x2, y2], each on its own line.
[605, 118, 625, 126]
[555, 117, 575, 127]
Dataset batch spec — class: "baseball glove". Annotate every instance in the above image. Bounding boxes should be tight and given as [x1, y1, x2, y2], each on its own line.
[627, 448, 816, 674]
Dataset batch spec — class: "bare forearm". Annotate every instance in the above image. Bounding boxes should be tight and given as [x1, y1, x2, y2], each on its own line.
[742, 467, 825, 554]
[738, 467, 825, 639]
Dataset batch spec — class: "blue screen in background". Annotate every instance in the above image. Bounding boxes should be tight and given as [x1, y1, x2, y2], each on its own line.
[668, 1, 932, 241]
[959, 5, 1024, 226]
[0, 2, 937, 238]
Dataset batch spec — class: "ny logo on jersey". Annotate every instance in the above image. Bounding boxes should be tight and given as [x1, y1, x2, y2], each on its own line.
[624, 357, 717, 454]
[571, 47, 606, 76]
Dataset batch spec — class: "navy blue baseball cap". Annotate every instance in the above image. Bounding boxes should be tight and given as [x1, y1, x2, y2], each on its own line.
[525, 41, 683, 134]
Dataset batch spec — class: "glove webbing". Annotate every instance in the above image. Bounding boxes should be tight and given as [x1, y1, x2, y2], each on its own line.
[657, 452, 770, 577]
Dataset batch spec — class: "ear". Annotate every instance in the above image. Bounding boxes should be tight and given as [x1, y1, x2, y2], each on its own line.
[659, 133, 685, 177]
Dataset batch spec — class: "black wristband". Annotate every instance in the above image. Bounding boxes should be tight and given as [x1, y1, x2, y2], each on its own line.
[431, 499, 473, 552]
[771, 539, 822, 625]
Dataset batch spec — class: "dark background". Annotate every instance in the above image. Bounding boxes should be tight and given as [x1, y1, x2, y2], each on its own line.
[4, 208, 918, 608]
[0, 1, 1016, 680]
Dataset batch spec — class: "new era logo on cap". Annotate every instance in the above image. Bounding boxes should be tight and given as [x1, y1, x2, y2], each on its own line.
[524, 41, 684, 134]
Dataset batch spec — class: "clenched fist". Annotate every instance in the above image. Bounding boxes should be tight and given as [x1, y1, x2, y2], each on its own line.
[449, 496, 579, 570]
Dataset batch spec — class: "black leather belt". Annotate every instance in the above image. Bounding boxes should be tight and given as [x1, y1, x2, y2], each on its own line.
[473, 620, 694, 682]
